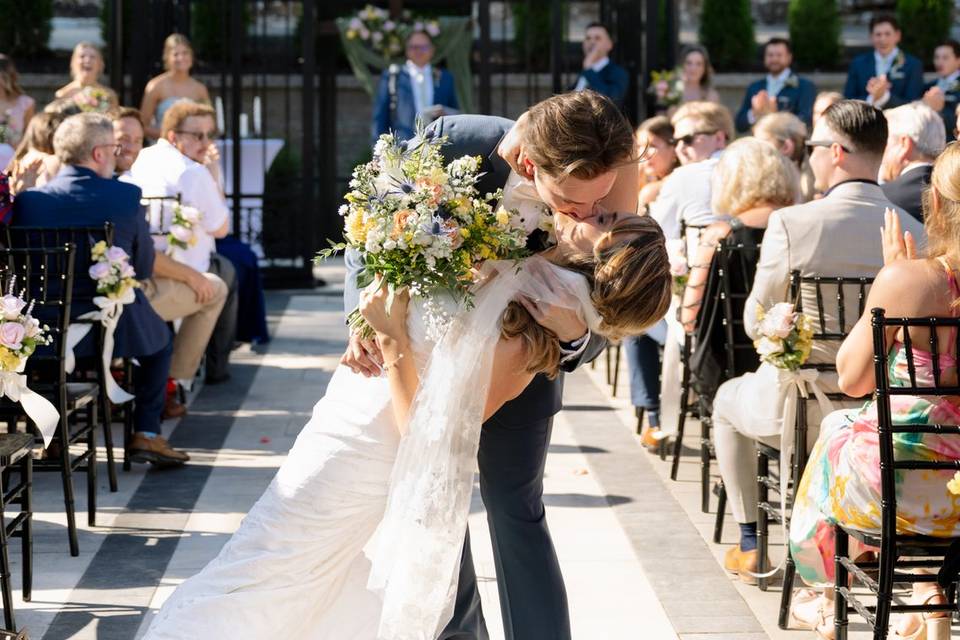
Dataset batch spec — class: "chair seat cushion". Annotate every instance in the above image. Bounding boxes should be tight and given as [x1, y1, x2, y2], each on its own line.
[0, 433, 34, 466]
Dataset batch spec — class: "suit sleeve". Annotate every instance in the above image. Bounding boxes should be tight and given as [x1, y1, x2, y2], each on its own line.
[796, 80, 816, 127]
[844, 63, 863, 100]
[559, 331, 607, 373]
[371, 71, 391, 145]
[581, 67, 628, 105]
[131, 204, 155, 281]
[743, 211, 791, 340]
[903, 60, 925, 103]
[735, 84, 756, 133]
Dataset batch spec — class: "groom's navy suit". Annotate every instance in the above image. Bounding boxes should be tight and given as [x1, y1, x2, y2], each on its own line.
[344, 115, 605, 640]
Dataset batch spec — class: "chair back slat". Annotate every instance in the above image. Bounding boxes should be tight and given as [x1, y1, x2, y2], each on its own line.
[901, 325, 918, 388]
[717, 238, 761, 379]
[140, 193, 182, 235]
[930, 328, 942, 388]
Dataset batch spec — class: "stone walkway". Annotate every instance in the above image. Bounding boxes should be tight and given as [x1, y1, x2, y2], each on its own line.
[2, 287, 947, 639]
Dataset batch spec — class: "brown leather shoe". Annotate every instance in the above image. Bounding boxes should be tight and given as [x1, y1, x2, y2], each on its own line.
[129, 434, 190, 466]
[724, 546, 762, 585]
[640, 426, 661, 451]
[162, 398, 187, 420]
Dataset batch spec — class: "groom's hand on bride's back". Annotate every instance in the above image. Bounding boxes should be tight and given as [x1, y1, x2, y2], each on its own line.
[341, 333, 383, 378]
[497, 112, 534, 179]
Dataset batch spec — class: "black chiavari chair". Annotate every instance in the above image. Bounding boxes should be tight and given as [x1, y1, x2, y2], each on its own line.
[141, 193, 182, 237]
[833, 308, 960, 639]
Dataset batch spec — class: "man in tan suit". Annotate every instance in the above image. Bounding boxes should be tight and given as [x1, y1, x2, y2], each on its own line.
[714, 100, 925, 581]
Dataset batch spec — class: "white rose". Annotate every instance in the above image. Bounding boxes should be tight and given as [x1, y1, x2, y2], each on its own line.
[0, 295, 25, 320]
[756, 336, 784, 357]
[761, 302, 796, 339]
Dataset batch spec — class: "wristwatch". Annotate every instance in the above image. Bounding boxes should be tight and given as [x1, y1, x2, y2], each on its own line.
[728, 217, 745, 233]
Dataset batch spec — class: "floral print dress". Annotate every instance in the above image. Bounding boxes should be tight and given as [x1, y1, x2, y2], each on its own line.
[789, 262, 960, 586]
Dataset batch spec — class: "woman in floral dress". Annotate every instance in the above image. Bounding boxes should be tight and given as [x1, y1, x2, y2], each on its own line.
[788, 144, 960, 639]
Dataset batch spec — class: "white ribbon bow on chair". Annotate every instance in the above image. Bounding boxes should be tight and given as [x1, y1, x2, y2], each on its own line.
[749, 367, 835, 579]
[63, 290, 136, 405]
[0, 369, 59, 447]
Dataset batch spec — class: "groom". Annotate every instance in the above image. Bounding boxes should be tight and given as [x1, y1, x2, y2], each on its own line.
[343, 90, 639, 640]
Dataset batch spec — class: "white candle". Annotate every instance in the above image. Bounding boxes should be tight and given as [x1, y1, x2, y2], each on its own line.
[239, 113, 249, 138]
[253, 96, 262, 136]
[215, 96, 225, 134]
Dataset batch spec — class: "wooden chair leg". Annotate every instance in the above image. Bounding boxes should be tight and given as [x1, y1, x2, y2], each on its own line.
[700, 417, 712, 513]
[58, 419, 79, 557]
[99, 386, 117, 493]
[0, 471, 14, 632]
[86, 403, 97, 528]
[611, 344, 621, 396]
[713, 482, 726, 544]
[122, 362, 135, 473]
[778, 553, 796, 629]
[604, 347, 612, 385]
[19, 455, 31, 604]
[834, 525, 849, 640]
[670, 364, 692, 481]
[757, 451, 770, 591]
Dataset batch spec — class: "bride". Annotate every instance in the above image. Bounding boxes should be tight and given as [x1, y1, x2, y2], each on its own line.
[144, 213, 671, 640]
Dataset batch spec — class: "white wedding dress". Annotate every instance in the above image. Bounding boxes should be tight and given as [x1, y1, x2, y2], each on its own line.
[144, 258, 599, 640]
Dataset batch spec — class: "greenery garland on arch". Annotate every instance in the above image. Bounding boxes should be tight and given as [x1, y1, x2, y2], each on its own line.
[336, 10, 474, 114]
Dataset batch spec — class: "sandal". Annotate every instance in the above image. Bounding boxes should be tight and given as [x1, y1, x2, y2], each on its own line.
[789, 589, 835, 640]
[894, 588, 950, 640]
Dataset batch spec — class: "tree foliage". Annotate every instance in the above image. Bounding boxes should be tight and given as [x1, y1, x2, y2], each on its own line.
[0, 0, 52, 57]
[699, 0, 755, 71]
[788, 0, 841, 70]
[897, 0, 952, 64]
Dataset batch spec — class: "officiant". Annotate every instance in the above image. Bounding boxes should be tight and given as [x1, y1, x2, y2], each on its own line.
[371, 30, 459, 144]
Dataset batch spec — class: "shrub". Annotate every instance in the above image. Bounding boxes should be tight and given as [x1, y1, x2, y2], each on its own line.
[788, 0, 841, 70]
[699, 0, 754, 71]
[262, 144, 303, 257]
[897, 0, 952, 65]
[0, 0, 52, 57]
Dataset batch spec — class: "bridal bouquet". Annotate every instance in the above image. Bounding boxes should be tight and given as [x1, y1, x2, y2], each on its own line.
[89, 241, 138, 303]
[665, 238, 688, 296]
[344, 4, 440, 60]
[73, 86, 112, 113]
[319, 130, 530, 339]
[752, 302, 814, 371]
[648, 69, 683, 109]
[167, 204, 202, 252]
[0, 277, 51, 374]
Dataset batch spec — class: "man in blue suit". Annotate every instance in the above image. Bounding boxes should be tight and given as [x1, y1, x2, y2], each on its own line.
[843, 13, 923, 109]
[572, 22, 629, 108]
[371, 30, 459, 144]
[921, 40, 960, 141]
[12, 113, 188, 467]
[735, 38, 816, 132]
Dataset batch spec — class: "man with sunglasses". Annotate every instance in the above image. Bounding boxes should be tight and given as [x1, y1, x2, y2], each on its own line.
[648, 100, 734, 239]
[129, 101, 237, 386]
[11, 113, 186, 465]
[371, 29, 459, 144]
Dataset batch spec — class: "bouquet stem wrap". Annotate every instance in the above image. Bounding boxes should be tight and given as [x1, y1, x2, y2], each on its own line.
[367, 257, 599, 640]
[0, 367, 59, 446]
[64, 291, 136, 405]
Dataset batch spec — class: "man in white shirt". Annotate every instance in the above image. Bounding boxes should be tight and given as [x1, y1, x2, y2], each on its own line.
[879, 102, 946, 222]
[573, 22, 629, 107]
[648, 101, 734, 239]
[129, 101, 237, 384]
[114, 107, 228, 405]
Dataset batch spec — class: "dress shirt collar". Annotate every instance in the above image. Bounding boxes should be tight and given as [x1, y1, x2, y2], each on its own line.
[874, 48, 900, 74]
[938, 70, 960, 88]
[766, 68, 792, 92]
[405, 60, 432, 78]
[588, 56, 610, 73]
[822, 178, 879, 198]
[902, 161, 933, 176]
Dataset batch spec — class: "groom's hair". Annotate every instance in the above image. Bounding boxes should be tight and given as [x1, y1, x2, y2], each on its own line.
[523, 90, 636, 180]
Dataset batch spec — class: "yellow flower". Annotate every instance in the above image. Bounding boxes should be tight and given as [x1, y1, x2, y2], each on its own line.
[460, 228, 470, 239]
[345, 210, 369, 245]
[346, 29, 358, 40]
[495, 207, 511, 227]
[91, 241, 107, 259]
[948, 471, 960, 495]
[0, 347, 20, 372]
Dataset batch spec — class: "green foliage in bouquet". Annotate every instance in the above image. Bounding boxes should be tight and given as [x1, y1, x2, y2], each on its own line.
[897, 0, 952, 65]
[0, 0, 52, 57]
[699, 0, 754, 71]
[788, 0, 841, 70]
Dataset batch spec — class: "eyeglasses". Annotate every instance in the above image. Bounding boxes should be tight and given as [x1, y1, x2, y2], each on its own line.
[94, 142, 123, 157]
[674, 130, 718, 147]
[805, 139, 853, 153]
[175, 129, 217, 142]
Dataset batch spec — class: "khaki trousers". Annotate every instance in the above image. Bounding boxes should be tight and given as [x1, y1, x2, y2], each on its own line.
[142, 275, 228, 380]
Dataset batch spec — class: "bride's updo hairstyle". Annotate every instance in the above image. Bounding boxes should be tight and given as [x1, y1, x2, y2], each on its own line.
[502, 215, 672, 377]
[923, 141, 960, 263]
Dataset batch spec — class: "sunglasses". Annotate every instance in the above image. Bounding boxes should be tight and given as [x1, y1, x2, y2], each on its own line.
[805, 139, 853, 153]
[175, 129, 218, 142]
[674, 130, 718, 147]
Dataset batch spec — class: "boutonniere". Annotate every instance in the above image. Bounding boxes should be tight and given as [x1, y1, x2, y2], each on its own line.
[784, 75, 799, 89]
[889, 51, 906, 78]
[948, 80, 960, 94]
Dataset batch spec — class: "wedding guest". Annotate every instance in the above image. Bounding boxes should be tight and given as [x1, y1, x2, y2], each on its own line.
[6, 112, 63, 193]
[629, 115, 678, 447]
[573, 22, 629, 107]
[843, 14, 923, 109]
[677, 45, 721, 108]
[140, 34, 212, 141]
[711, 100, 923, 584]
[921, 40, 960, 141]
[371, 30, 458, 144]
[129, 101, 237, 385]
[54, 42, 119, 112]
[648, 101, 733, 239]
[735, 38, 816, 133]
[0, 55, 35, 152]
[789, 147, 960, 640]
[11, 113, 187, 465]
[636, 115, 678, 209]
[753, 112, 815, 202]
[812, 91, 842, 127]
[114, 107, 228, 406]
[880, 102, 945, 222]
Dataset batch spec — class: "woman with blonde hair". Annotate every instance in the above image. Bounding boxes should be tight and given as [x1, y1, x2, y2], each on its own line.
[54, 42, 119, 112]
[787, 143, 960, 639]
[0, 55, 35, 158]
[140, 34, 212, 140]
[753, 112, 816, 202]
[5, 112, 64, 193]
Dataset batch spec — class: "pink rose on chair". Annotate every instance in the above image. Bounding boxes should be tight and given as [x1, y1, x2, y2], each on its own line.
[0, 294, 25, 320]
[88, 261, 111, 281]
[0, 321, 25, 350]
[170, 224, 193, 245]
[760, 302, 796, 339]
[105, 246, 129, 263]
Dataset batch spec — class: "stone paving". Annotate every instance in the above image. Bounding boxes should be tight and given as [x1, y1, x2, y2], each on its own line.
[2, 284, 952, 639]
